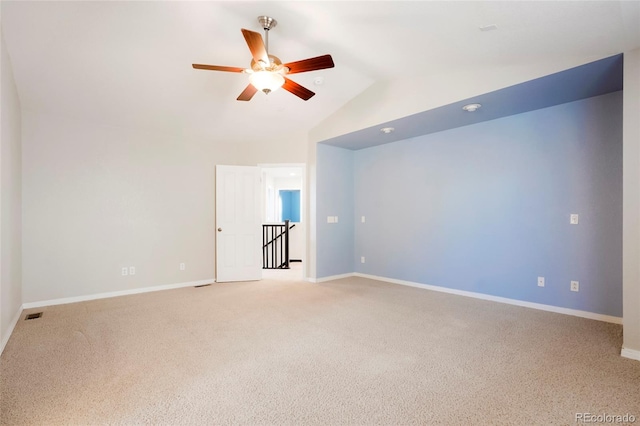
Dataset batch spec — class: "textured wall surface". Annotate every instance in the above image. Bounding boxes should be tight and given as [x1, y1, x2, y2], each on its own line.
[623, 48, 640, 353]
[21, 110, 306, 303]
[353, 92, 622, 316]
[1, 30, 23, 348]
[316, 144, 354, 278]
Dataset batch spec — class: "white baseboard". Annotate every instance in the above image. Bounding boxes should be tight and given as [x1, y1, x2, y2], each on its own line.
[309, 273, 355, 283]
[1, 305, 24, 355]
[22, 279, 215, 309]
[353, 272, 622, 325]
[621, 347, 640, 361]
[8, 273, 628, 356]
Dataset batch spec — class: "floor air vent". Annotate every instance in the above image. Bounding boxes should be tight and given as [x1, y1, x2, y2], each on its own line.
[25, 312, 43, 320]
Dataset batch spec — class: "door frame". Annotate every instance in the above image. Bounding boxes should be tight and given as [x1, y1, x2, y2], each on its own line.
[258, 163, 307, 279]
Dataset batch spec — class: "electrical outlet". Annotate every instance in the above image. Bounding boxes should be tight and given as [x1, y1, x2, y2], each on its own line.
[570, 214, 579, 225]
[180, 262, 186, 271]
[121, 267, 128, 276]
[361, 256, 365, 263]
[538, 277, 545, 287]
[361, 216, 366, 223]
[129, 266, 136, 276]
[571, 281, 579, 292]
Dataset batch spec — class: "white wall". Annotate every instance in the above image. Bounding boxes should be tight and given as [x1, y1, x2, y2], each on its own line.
[274, 177, 302, 191]
[623, 48, 640, 358]
[21, 110, 305, 304]
[1, 28, 22, 352]
[263, 172, 276, 223]
[235, 132, 307, 166]
[305, 136, 317, 280]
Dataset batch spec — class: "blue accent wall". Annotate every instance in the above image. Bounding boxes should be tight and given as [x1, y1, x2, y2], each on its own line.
[317, 144, 354, 278]
[351, 92, 622, 316]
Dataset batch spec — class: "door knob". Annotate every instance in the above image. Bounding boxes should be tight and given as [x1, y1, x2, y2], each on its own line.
[217, 228, 222, 232]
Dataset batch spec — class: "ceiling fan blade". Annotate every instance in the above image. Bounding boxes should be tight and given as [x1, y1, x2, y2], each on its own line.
[282, 77, 315, 101]
[241, 29, 269, 66]
[237, 84, 258, 101]
[192, 64, 245, 73]
[284, 54, 335, 75]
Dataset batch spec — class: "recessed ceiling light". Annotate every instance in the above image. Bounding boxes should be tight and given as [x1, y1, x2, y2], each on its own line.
[462, 103, 482, 112]
[289, 172, 296, 176]
[314, 77, 324, 86]
[479, 24, 498, 32]
[380, 127, 395, 134]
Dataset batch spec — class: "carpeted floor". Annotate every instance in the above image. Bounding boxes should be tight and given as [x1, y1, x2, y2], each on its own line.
[1, 275, 639, 425]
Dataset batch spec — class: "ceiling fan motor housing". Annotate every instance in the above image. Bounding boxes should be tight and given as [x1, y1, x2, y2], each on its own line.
[250, 55, 286, 73]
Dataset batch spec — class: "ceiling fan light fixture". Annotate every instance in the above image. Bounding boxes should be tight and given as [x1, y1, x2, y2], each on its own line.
[249, 71, 285, 94]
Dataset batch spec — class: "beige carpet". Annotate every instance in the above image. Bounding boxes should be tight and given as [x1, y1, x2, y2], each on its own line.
[1, 275, 639, 425]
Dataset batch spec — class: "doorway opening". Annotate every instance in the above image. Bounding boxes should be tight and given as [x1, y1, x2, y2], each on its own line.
[260, 163, 305, 281]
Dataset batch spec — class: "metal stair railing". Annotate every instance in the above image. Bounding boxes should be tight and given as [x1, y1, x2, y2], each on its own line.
[262, 220, 295, 269]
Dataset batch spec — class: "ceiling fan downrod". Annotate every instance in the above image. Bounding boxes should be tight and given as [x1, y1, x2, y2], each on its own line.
[257, 16, 277, 58]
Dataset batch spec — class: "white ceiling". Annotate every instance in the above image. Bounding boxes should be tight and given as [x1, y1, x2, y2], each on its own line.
[2, 1, 639, 142]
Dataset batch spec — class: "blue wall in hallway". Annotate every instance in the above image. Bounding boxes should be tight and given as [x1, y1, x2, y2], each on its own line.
[351, 92, 622, 316]
[280, 190, 300, 222]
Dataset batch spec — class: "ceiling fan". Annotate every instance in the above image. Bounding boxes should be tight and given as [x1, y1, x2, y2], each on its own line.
[192, 16, 335, 101]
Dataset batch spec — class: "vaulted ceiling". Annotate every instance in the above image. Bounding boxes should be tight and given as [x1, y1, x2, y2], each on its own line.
[2, 1, 639, 143]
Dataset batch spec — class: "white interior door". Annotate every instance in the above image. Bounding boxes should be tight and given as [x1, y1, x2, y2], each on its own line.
[215, 165, 262, 282]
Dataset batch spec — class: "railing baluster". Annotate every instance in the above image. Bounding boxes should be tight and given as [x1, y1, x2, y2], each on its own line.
[284, 219, 290, 269]
[261, 222, 294, 270]
[269, 226, 272, 269]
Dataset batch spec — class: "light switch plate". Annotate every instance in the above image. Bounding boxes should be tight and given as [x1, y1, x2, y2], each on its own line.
[538, 277, 545, 287]
[570, 214, 579, 225]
